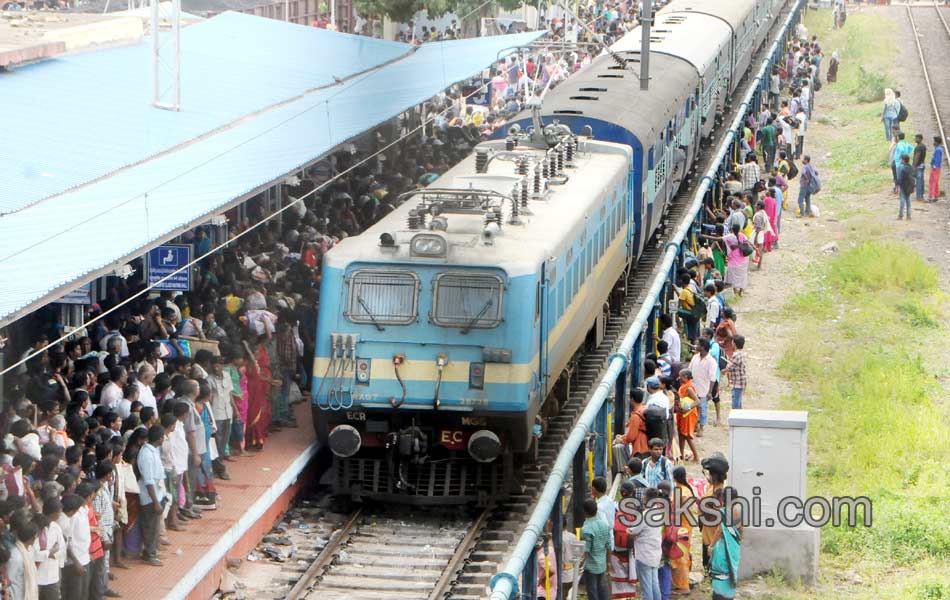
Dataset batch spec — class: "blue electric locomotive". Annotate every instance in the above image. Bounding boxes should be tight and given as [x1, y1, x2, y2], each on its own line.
[312, 0, 787, 504]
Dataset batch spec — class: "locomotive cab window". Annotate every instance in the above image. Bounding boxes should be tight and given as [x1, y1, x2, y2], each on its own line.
[432, 272, 504, 330]
[346, 269, 419, 326]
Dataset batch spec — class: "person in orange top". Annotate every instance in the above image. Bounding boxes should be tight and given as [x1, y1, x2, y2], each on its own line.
[615, 389, 650, 458]
[675, 370, 700, 463]
[671, 466, 698, 595]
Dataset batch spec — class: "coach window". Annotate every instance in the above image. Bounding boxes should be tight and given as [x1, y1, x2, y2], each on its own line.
[432, 272, 504, 329]
[346, 269, 419, 325]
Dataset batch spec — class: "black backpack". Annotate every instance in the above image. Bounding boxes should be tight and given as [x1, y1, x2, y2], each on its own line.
[644, 406, 668, 443]
[898, 102, 909, 122]
[787, 160, 799, 179]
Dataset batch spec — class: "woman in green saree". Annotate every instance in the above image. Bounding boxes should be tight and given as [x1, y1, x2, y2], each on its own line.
[709, 486, 743, 600]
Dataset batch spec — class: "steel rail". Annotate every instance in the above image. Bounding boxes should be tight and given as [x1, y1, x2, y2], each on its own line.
[284, 507, 363, 600]
[906, 3, 948, 168]
[427, 508, 492, 600]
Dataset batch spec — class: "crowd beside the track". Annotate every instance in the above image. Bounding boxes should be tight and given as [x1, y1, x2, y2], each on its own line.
[576, 29, 829, 600]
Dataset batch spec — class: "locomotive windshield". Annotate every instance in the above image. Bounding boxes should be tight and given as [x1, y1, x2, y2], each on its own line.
[346, 269, 419, 326]
[431, 272, 504, 331]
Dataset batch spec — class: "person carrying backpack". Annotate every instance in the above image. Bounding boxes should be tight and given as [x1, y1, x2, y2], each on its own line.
[798, 155, 820, 218]
[675, 273, 703, 343]
[897, 154, 915, 220]
[703, 283, 724, 330]
[643, 378, 671, 450]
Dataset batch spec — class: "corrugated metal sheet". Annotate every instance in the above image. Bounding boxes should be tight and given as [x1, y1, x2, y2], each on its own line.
[0, 12, 409, 214]
[0, 29, 544, 326]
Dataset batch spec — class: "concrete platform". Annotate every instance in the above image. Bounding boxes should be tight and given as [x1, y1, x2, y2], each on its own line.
[111, 401, 317, 600]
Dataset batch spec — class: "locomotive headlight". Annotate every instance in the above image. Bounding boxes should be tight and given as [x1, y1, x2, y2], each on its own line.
[410, 233, 447, 258]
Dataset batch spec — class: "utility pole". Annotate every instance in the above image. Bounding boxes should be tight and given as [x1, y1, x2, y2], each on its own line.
[639, 0, 652, 91]
[151, 0, 181, 111]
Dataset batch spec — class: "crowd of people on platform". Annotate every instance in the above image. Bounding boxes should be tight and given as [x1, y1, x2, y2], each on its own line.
[576, 28, 831, 600]
[0, 102, 489, 598]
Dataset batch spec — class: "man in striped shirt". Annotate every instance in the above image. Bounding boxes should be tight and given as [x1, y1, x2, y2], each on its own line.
[581, 499, 611, 600]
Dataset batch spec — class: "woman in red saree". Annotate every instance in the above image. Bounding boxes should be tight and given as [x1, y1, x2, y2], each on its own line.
[243, 337, 273, 450]
[762, 191, 779, 251]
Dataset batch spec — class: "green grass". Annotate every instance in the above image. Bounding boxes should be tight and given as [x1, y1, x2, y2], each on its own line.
[767, 11, 950, 599]
[777, 239, 950, 594]
[803, 10, 898, 195]
[806, 10, 897, 102]
[824, 105, 894, 194]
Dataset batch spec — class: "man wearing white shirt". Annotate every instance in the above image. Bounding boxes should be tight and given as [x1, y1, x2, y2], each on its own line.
[137, 425, 167, 566]
[99, 367, 127, 410]
[688, 339, 718, 437]
[659, 314, 681, 363]
[62, 493, 92, 599]
[135, 364, 158, 412]
[99, 328, 129, 358]
[37, 498, 68, 600]
[644, 377, 671, 420]
[591, 477, 615, 553]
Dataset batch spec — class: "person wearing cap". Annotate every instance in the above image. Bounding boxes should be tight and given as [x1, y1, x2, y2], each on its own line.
[700, 454, 729, 574]
[644, 377, 670, 418]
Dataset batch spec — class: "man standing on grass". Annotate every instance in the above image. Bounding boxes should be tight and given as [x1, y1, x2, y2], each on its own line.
[893, 132, 914, 171]
[725, 335, 748, 410]
[798, 155, 819, 218]
[897, 154, 915, 220]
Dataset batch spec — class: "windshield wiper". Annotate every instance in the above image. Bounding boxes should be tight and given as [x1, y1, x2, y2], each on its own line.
[460, 298, 493, 335]
[357, 296, 385, 331]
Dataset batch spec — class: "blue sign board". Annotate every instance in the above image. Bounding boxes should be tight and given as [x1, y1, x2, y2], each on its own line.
[147, 244, 192, 291]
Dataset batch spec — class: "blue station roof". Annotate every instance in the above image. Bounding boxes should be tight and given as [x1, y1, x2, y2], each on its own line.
[0, 15, 543, 327]
[1, 12, 410, 214]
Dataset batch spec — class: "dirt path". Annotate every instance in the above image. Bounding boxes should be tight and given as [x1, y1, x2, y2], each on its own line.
[675, 6, 950, 597]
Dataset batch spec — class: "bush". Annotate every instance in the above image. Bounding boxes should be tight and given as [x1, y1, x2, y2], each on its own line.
[854, 66, 888, 103]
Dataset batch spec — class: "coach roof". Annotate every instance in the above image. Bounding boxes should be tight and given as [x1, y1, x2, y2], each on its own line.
[536, 51, 698, 146]
[659, 0, 756, 33]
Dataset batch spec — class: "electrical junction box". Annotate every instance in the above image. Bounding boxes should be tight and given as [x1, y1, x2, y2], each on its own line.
[728, 409, 818, 586]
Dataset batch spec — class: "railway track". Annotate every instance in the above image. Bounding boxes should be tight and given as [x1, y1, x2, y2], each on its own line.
[906, 2, 950, 155]
[251, 6, 799, 600]
[285, 507, 488, 600]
